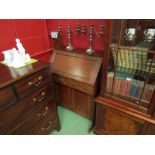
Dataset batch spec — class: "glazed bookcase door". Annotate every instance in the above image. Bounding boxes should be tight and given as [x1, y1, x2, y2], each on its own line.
[103, 19, 155, 115]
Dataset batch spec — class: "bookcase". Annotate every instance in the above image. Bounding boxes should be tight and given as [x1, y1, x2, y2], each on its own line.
[94, 19, 155, 135]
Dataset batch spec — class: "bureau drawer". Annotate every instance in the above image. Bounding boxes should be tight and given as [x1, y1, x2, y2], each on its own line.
[53, 74, 69, 86]
[0, 86, 16, 112]
[70, 79, 94, 95]
[15, 68, 51, 99]
[7, 100, 58, 135]
[0, 84, 53, 134]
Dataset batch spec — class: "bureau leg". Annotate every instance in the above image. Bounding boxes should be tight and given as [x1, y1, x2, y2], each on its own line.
[88, 100, 96, 133]
[88, 124, 94, 133]
[56, 122, 61, 131]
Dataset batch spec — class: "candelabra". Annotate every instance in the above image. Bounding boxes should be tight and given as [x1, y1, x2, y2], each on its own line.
[86, 25, 95, 55]
[81, 25, 86, 35]
[76, 24, 80, 34]
[66, 24, 74, 51]
[98, 25, 104, 36]
[58, 24, 62, 35]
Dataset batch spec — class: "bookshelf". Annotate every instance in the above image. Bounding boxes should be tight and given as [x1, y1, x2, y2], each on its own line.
[105, 20, 155, 112]
[106, 45, 155, 110]
[93, 20, 155, 135]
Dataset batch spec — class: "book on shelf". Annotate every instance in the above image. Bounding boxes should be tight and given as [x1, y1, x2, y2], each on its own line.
[110, 44, 148, 73]
[146, 59, 155, 75]
[106, 71, 155, 104]
[141, 84, 155, 103]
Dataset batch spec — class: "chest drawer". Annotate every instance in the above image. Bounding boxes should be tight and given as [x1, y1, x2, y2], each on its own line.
[26, 112, 58, 135]
[0, 86, 16, 112]
[15, 68, 51, 99]
[70, 79, 94, 95]
[0, 84, 53, 134]
[7, 100, 57, 135]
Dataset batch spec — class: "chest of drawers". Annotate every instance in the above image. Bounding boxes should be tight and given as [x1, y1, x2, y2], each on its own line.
[0, 61, 60, 135]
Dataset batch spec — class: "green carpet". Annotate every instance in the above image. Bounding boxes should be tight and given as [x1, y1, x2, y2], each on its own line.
[50, 106, 95, 135]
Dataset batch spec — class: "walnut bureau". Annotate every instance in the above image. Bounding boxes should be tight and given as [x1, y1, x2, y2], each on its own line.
[0, 60, 60, 135]
[50, 50, 102, 120]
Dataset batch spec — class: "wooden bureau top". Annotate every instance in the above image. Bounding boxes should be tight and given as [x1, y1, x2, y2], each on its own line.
[50, 50, 102, 85]
[0, 61, 50, 89]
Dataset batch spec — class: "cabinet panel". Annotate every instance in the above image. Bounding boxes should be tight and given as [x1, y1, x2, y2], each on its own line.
[57, 83, 73, 110]
[73, 89, 93, 119]
[0, 86, 16, 112]
[94, 102, 145, 135]
[143, 123, 155, 135]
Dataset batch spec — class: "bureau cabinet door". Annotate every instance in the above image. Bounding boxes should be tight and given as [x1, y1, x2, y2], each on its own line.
[0, 86, 16, 112]
[94, 103, 145, 135]
[56, 84, 73, 110]
[142, 123, 155, 135]
[73, 89, 93, 119]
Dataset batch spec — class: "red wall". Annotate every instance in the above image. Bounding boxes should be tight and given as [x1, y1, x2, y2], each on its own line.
[46, 19, 105, 53]
[0, 19, 106, 62]
[0, 19, 51, 62]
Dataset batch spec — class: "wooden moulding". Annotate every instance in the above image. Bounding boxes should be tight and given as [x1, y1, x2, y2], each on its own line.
[95, 96, 155, 124]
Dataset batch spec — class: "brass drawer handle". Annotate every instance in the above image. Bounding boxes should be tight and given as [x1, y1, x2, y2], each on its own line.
[37, 106, 48, 117]
[28, 76, 43, 87]
[32, 92, 46, 103]
[41, 121, 52, 131]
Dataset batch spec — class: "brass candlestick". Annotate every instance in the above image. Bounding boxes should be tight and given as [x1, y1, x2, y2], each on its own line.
[66, 24, 74, 51]
[86, 25, 95, 55]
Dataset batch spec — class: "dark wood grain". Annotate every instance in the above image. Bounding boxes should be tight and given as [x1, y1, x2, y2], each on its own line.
[15, 68, 51, 99]
[96, 19, 155, 135]
[73, 89, 93, 119]
[93, 96, 155, 135]
[0, 61, 50, 89]
[56, 84, 73, 110]
[51, 50, 102, 120]
[50, 50, 102, 85]
[0, 86, 16, 112]
[7, 100, 59, 135]
[0, 61, 60, 135]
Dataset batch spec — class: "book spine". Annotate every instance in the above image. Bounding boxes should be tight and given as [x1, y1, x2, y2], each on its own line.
[128, 48, 133, 69]
[127, 79, 132, 98]
[112, 48, 116, 66]
[117, 49, 121, 67]
[120, 80, 125, 96]
[109, 72, 114, 93]
[106, 72, 110, 93]
[120, 48, 125, 68]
